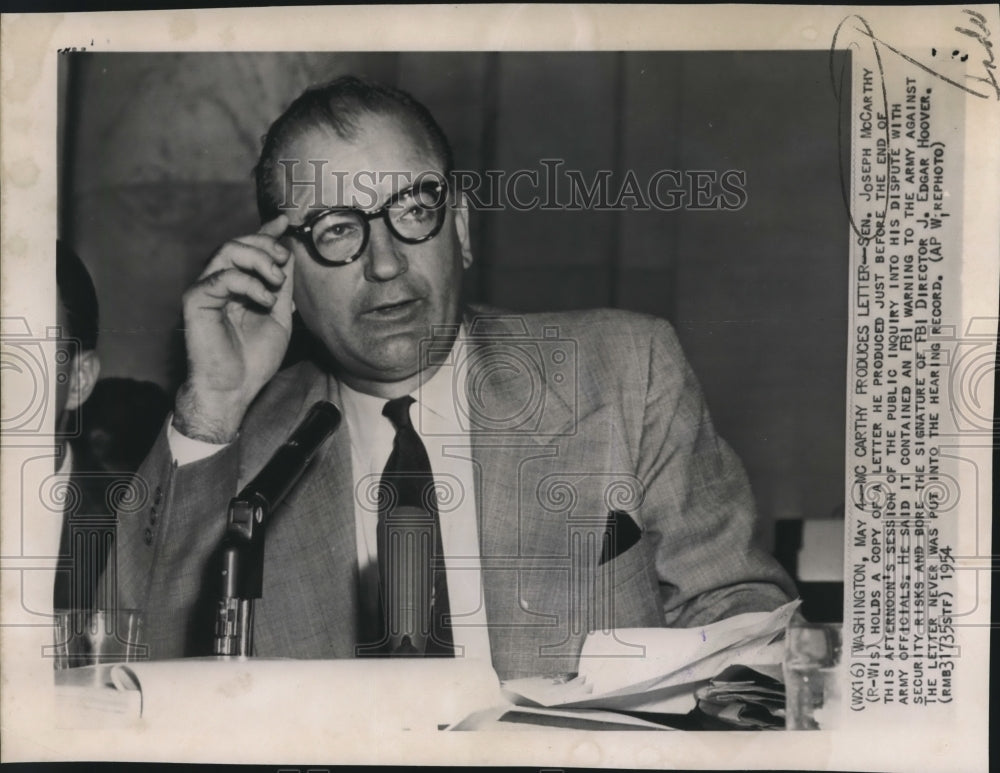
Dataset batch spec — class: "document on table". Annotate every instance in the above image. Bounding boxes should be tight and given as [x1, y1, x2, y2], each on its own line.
[474, 600, 800, 728]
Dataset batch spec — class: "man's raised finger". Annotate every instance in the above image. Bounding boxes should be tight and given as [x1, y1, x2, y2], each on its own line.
[258, 213, 289, 240]
[199, 236, 284, 282]
[188, 267, 278, 309]
[230, 234, 292, 272]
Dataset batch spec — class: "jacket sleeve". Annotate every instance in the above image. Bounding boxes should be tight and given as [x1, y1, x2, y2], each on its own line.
[634, 318, 798, 626]
[111, 420, 241, 659]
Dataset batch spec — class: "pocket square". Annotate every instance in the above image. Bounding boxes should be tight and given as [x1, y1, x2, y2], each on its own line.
[598, 509, 642, 565]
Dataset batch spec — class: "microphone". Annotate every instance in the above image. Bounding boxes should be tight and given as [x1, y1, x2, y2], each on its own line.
[227, 400, 342, 541]
[214, 400, 341, 656]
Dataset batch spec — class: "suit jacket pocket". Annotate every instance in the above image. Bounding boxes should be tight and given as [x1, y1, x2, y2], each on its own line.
[598, 530, 649, 586]
[595, 530, 665, 628]
[598, 509, 643, 565]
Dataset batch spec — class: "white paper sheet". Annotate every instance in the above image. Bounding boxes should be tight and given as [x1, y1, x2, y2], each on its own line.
[501, 600, 799, 712]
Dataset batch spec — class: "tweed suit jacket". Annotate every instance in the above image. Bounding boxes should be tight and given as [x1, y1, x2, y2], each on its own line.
[114, 308, 795, 680]
[55, 449, 122, 613]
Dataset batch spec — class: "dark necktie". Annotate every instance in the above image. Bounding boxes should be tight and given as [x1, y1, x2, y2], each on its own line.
[368, 396, 454, 656]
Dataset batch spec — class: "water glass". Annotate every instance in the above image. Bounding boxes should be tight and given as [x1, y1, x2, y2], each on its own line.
[53, 609, 146, 670]
[783, 621, 843, 730]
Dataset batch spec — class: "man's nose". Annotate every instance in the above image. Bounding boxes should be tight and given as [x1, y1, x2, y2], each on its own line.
[362, 220, 408, 282]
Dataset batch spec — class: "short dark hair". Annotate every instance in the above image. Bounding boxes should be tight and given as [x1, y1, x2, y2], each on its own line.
[56, 240, 99, 351]
[253, 75, 454, 222]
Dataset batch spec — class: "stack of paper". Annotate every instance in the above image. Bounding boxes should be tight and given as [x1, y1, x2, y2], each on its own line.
[485, 600, 800, 729]
[693, 664, 786, 729]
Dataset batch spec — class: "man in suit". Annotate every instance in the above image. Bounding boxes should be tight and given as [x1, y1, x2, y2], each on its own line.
[114, 76, 795, 680]
[53, 240, 108, 613]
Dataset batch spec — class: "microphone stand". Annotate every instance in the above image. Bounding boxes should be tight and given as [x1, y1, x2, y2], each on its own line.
[212, 400, 341, 656]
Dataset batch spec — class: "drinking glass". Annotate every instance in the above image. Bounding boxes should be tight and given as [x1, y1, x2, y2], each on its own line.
[783, 621, 843, 730]
[53, 608, 145, 670]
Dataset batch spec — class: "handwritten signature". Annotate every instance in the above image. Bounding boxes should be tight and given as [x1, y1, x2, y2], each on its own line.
[841, 9, 999, 101]
[829, 10, 994, 242]
[954, 9, 1000, 100]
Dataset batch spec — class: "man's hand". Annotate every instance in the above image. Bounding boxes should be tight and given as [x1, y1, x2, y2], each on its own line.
[174, 215, 294, 443]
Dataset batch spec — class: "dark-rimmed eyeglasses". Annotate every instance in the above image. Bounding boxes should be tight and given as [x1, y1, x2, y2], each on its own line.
[283, 178, 449, 266]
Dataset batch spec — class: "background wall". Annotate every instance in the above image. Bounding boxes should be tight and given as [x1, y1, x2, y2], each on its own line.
[60, 51, 849, 547]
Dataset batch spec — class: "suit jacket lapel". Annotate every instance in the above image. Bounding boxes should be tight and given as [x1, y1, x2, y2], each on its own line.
[463, 312, 588, 676]
[463, 310, 578, 556]
[247, 366, 360, 658]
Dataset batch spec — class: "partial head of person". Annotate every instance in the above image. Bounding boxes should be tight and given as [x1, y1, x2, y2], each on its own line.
[55, 240, 101, 428]
[81, 377, 171, 473]
[254, 75, 473, 397]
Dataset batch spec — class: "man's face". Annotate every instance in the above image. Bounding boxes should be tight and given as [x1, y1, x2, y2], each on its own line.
[281, 114, 472, 394]
[56, 295, 74, 414]
[55, 289, 99, 434]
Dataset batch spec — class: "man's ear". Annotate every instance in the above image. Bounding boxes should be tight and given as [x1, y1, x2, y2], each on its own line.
[64, 350, 100, 411]
[452, 192, 474, 270]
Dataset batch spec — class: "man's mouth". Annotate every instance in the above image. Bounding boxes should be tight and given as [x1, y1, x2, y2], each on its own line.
[364, 298, 422, 318]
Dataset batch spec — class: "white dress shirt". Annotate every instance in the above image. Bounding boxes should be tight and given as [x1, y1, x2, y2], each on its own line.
[168, 328, 492, 660]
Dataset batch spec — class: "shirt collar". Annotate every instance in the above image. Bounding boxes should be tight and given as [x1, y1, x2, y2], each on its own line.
[416, 324, 467, 422]
[337, 323, 468, 427]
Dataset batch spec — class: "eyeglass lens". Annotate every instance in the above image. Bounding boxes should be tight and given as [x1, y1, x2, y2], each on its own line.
[310, 183, 445, 264]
